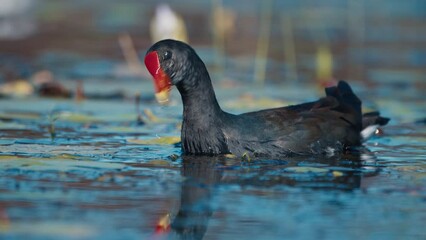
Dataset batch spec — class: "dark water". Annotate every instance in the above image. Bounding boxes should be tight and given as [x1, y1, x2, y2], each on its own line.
[0, 82, 425, 240]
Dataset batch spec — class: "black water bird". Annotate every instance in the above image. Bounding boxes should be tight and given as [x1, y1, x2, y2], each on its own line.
[144, 39, 389, 157]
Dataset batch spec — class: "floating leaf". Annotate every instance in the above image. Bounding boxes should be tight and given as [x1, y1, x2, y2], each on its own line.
[5, 222, 96, 238]
[285, 167, 328, 173]
[0, 122, 28, 130]
[94, 114, 137, 123]
[58, 112, 144, 124]
[393, 164, 426, 182]
[143, 108, 177, 123]
[332, 171, 344, 177]
[0, 156, 126, 172]
[224, 154, 237, 159]
[394, 166, 423, 172]
[0, 155, 19, 160]
[108, 126, 140, 133]
[56, 153, 82, 160]
[0, 144, 115, 156]
[0, 112, 41, 121]
[148, 159, 171, 166]
[58, 112, 100, 123]
[127, 136, 180, 145]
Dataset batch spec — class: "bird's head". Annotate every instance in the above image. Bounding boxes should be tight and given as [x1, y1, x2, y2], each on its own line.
[144, 39, 197, 103]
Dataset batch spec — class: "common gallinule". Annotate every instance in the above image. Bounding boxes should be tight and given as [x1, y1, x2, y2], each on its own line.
[144, 39, 389, 157]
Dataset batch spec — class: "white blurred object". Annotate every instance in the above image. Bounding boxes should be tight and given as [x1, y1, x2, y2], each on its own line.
[150, 4, 188, 43]
[0, 0, 36, 39]
[361, 124, 380, 141]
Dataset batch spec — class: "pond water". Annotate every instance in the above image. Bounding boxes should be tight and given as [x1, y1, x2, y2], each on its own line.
[0, 0, 425, 238]
[0, 79, 425, 239]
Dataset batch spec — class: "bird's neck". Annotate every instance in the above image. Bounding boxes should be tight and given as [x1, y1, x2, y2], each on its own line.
[177, 65, 229, 155]
[177, 65, 223, 120]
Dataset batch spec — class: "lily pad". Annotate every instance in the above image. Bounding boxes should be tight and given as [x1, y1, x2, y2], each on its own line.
[0, 144, 115, 156]
[4, 222, 96, 238]
[0, 122, 28, 130]
[0, 112, 41, 121]
[58, 112, 101, 123]
[148, 159, 171, 166]
[285, 166, 329, 173]
[0, 156, 126, 171]
[127, 136, 180, 145]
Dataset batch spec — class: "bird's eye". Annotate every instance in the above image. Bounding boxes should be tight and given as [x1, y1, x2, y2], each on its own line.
[163, 50, 172, 60]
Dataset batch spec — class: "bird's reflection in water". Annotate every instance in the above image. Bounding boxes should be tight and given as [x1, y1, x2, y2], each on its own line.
[170, 156, 220, 239]
[169, 150, 378, 239]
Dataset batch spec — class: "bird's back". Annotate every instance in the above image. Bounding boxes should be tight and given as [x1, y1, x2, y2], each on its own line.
[222, 81, 363, 157]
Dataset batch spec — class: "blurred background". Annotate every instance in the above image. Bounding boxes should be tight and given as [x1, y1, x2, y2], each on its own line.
[0, 0, 425, 99]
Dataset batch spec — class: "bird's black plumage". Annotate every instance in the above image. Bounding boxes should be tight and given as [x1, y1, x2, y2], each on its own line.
[145, 39, 389, 157]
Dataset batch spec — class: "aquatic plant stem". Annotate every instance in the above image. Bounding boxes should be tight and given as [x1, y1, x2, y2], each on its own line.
[118, 33, 145, 77]
[48, 112, 59, 142]
[254, 0, 273, 85]
[281, 15, 298, 82]
[211, 0, 225, 75]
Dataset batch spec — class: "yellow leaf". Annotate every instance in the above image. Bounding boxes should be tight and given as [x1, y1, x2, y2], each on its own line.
[143, 109, 176, 123]
[332, 171, 344, 177]
[0, 112, 41, 120]
[242, 152, 251, 162]
[144, 109, 161, 122]
[127, 136, 180, 145]
[148, 159, 171, 166]
[59, 113, 99, 123]
[56, 153, 81, 160]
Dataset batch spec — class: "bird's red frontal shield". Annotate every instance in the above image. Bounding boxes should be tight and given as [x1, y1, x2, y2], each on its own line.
[144, 51, 171, 103]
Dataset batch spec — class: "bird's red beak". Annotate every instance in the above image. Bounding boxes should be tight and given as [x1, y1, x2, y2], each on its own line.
[144, 51, 172, 104]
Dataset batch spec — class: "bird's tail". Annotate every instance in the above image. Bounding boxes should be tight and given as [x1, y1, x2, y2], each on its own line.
[362, 111, 390, 128]
[325, 80, 363, 130]
[325, 80, 390, 140]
